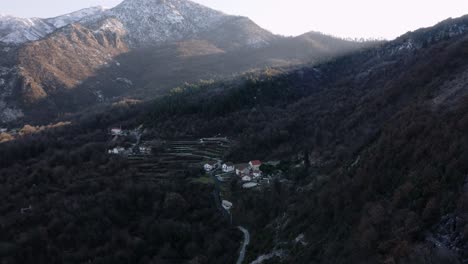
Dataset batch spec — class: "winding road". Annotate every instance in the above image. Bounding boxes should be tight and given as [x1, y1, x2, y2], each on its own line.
[208, 167, 250, 264]
[236, 226, 250, 264]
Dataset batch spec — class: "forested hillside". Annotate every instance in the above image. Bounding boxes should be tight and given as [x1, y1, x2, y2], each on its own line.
[0, 124, 240, 264]
[136, 15, 468, 263]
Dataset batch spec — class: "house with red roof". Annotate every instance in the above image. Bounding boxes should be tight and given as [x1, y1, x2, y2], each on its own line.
[249, 160, 262, 170]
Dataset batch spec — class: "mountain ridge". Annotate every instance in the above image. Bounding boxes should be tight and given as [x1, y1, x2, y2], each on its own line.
[0, 0, 276, 48]
[0, 6, 106, 44]
[0, 0, 373, 125]
[17, 18, 128, 103]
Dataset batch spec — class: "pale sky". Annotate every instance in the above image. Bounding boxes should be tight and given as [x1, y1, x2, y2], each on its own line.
[2, 0, 468, 39]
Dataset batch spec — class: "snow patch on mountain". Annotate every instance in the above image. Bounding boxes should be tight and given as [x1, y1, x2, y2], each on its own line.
[106, 0, 226, 46]
[0, 6, 106, 44]
[92, 18, 126, 35]
[0, 17, 54, 43]
[46, 6, 107, 28]
[0, 0, 275, 49]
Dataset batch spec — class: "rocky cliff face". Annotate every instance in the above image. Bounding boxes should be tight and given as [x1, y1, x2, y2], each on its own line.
[17, 18, 128, 103]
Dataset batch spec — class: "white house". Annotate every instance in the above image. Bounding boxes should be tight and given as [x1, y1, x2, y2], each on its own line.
[242, 175, 252, 182]
[204, 161, 217, 172]
[111, 128, 124, 136]
[222, 200, 233, 210]
[235, 163, 250, 176]
[108, 147, 125, 155]
[249, 160, 262, 170]
[252, 170, 262, 178]
[139, 146, 152, 155]
[222, 162, 235, 173]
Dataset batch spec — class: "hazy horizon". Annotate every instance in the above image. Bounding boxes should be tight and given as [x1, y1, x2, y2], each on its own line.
[2, 0, 468, 40]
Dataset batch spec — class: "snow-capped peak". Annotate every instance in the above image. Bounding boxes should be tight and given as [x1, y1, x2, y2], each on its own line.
[0, 0, 274, 49]
[106, 0, 226, 46]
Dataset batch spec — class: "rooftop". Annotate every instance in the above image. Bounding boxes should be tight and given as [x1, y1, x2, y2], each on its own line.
[250, 160, 262, 166]
[235, 163, 250, 170]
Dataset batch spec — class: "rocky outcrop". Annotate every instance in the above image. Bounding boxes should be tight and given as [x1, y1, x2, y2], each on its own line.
[17, 18, 128, 103]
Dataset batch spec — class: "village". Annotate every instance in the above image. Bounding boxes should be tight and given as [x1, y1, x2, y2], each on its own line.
[106, 126, 278, 181]
[203, 159, 276, 213]
[107, 126, 152, 156]
[105, 126, 283, 214]
[203, 159, 274, 190]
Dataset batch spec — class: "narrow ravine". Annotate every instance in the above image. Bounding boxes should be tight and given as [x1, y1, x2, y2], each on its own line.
[236, 226, 250, 264]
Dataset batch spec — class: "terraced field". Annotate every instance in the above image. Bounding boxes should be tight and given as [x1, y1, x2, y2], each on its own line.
[127, 138, 232, 180]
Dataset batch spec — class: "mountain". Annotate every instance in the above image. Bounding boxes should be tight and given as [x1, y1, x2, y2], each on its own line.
[0, 0, 275, 48]
[18, 18, 128, 103]
[0, 6, 106, 44]
[0, 0, 371, 125]
[1, 12, 468, 264]
[107, 0, 276, 48]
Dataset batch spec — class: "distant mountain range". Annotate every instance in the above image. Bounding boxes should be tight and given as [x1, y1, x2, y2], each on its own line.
[0, 0, 372, 125]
